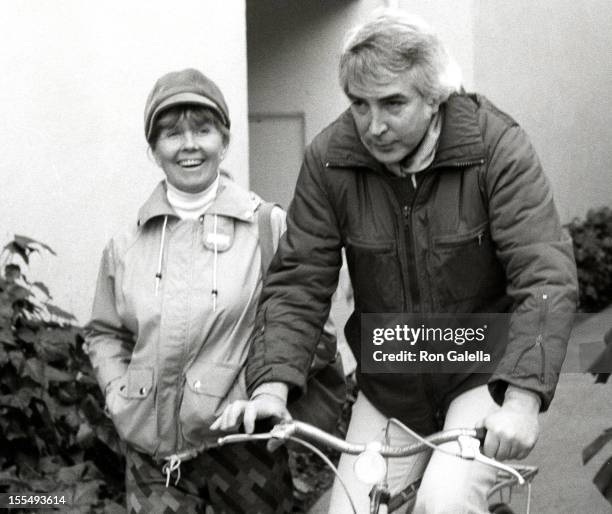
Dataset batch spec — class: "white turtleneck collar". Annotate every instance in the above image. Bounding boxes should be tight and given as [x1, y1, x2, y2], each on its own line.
[385, 110, 442, 186]
[165, 174, 220, 220]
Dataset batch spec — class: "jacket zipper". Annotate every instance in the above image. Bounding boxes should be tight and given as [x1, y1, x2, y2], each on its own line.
[536, 293, 548, 382]
[407, 193, 422, 311]
[379, 178, 412, 312]
[511, 292, 548, 383]
[434, 228, 486, 248]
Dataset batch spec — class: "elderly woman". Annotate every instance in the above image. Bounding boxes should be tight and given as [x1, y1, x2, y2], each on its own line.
[85, 68, 293, 513]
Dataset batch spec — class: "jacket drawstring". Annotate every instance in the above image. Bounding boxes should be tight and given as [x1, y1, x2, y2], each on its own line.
[162, 455, 182, 487]
[161, 444, 210, 487]
[211, 214, 219, 312]
[155, 216, 168, 296]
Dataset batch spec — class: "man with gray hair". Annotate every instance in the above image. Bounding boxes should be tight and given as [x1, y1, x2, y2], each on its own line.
[217, 9, 577, 513]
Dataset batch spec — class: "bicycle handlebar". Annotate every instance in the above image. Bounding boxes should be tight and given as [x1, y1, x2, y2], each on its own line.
[218, 421, 485, 457]
[217, 421, 529, 486]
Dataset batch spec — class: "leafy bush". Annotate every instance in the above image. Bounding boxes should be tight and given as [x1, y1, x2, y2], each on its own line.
[566, 207, 612, 312]
[0, 235, 124, 512]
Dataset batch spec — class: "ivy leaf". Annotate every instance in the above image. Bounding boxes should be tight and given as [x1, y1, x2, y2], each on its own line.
[42, 391, 61, 419]
[0, 300, 14, 318]
[94, 424, 123, 456]
[60, 406, 81, 430]
[45, 303, 77, 323]
[23, 358, 73, 384]
[16, 324, 38, 344]
[15, 386, 40, 413]
[0, 393, 30, 410]
[8, 351, 25, 374]
[36, 327, 72, 363]
[4, 264, 21, 282]
[75, 370, 97, 386]
[38, 456, 63, 476]
[72, 479, 104, 508]
[31, 281, 52, 299]
[80, 393, 105, 424]
[56, 462, 102, 485]
[0, 326, 16, 346]
[7, 284, 31, 302]
[76, 422, 94, 446]
[3, 242, 30, 265]
[22, 357, 45, 384]
[45, 364, 75, 384]
[12, 235, 57, 256]
[28, 478, 60, 492]
[3, 417, 28, 440]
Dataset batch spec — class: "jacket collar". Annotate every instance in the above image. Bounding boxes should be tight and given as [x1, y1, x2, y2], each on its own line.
[137, 176, 261, 227]
[324, 93, 486, 171]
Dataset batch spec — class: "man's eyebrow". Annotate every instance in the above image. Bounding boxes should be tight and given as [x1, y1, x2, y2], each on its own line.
[347, 92, 409, 102]
[380, 93, 409, 102]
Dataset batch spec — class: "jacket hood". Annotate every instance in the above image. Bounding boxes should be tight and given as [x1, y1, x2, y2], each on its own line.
[324, 93, 487, 171]
[137, 176, 262, 227]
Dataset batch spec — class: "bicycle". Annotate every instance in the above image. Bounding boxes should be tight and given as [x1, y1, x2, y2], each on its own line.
[216, 420, 538, 514]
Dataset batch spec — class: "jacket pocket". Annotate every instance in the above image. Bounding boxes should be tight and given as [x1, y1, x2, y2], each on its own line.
[430, 222, 503, 305]
[180, 361, 248, 445]
[106, 367, 158, 455]
[345, 236, 403, 312]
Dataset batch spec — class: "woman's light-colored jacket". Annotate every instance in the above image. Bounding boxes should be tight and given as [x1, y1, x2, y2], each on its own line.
[85, 177, 284, 459]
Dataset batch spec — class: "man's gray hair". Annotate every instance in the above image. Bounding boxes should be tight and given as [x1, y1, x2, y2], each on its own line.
[339, 9, 462, 103]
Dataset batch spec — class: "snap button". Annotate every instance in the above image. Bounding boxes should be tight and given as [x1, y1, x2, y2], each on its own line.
[139, 387, 147, 395]
[194, 380, 201, 390]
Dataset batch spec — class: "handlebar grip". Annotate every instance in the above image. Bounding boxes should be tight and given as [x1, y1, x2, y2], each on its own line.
[473, 427, 487, 444]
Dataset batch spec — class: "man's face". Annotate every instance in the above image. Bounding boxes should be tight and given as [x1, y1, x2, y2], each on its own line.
[347, 70, 439, 165]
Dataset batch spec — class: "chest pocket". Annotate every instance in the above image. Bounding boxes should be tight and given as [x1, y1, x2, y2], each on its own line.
[430, 222, 504, 307]
[345, 236, 404, 312]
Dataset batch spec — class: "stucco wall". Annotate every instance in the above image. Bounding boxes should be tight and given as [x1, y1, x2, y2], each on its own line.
[248, 0, 382, 144]
[0, 0, 248, 323]
[474, 0, 612, 222]
[397, 0, 475, 91]
[248, 0, 474, 144]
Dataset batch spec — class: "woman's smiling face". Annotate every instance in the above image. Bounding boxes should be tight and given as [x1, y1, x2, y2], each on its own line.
[152, 107, 227, 193]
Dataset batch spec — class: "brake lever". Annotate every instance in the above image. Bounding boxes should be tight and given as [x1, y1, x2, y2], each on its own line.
[456, 435, 525, 485]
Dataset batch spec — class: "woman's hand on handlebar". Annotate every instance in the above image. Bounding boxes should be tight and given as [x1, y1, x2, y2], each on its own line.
[211, 393, 292, 434]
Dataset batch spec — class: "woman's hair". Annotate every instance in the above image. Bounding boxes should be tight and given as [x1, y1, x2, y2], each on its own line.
[147, 105, 230, 148]
[339, 9, 462, 104]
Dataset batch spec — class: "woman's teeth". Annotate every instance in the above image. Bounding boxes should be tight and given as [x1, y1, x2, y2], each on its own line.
[179, 159, 203, 167]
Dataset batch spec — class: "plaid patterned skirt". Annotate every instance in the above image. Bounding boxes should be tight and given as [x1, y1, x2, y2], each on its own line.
[125, 442, 294, 514]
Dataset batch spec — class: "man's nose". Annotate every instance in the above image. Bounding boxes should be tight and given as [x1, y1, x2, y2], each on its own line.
[369, 108, 388, 137]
